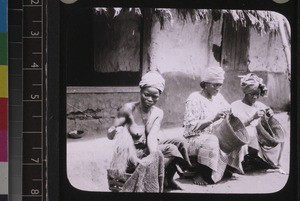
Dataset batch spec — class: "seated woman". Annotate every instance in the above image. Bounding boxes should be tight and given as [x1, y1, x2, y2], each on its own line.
[107, 71, 189, 191]
[231, 73, 285, 172]
[183, 66, 245, 185]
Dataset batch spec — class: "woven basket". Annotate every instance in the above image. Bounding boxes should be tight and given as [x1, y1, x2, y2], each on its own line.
[107, 169, 132, 192]
[213, 114, 249, 153]
[256, 116, 285, 147]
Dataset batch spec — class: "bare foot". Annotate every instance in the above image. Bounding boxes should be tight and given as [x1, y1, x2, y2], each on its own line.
[165, 180, 183, 190]
[193, 174, 208, 186]
[266, 168, 287, 175]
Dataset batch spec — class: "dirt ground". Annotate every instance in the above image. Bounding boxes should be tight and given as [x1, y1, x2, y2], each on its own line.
[66, 112, 290, 193]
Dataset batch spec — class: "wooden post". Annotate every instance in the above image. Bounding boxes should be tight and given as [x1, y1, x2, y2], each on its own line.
[141, 8, 153, 74]
[278, 16, 291, 81]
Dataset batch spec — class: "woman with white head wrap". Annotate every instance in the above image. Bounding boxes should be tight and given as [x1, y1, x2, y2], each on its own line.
[107, 70, 191, 191]
[183, 66, 244, 185]
[139, 70, 165, 93]
[240, 73, 268, 97]
[231, 73, 285, 173]
[200, 66, 226, 86]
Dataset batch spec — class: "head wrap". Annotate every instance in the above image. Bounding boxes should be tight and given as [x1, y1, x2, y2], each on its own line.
[240, 73, 268, 96]
[201, 66, 225, 84]
[139, 71, 165, 93]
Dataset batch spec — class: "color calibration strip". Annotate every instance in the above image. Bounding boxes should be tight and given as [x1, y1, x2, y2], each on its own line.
[0, 0, 9, 201]
[8, 0, 23, 200]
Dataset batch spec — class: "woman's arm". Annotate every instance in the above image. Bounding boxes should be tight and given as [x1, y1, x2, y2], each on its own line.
[231, 101, 266, 127]
[259, 102, 274, 117]
[107, 104, 130, 140]
[183, 98, 204, 132]
[192, 114, 223, 132]
[183, 97, 224, 133]
[146, 109, 163, 153]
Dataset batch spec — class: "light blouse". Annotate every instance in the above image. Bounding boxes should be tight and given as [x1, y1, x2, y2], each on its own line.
[183, 91, 230, 138]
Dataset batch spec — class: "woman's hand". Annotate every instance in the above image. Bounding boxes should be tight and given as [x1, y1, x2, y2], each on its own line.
[265, 108, 274, 117]
[192, 121, 203, 132]
[107, 126, 124, 140]
[253, 109, 265, 120]
[192, 113, 225, 132]
[244, 109, 265, 126]
[213, 110, 228, 122]
[192, 110, 228, 132]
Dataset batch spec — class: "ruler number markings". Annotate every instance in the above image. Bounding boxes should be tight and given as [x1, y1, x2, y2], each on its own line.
[31, 189, 40, 195]
[31, 157, 40, 163]
[31, 30, 40, 36]
[31, 62, 39, 68]
[31, 94, 40, 100]
[31, 0, 40, 5]
[24, 0, 41, 5]
[23, 0, 44, 199]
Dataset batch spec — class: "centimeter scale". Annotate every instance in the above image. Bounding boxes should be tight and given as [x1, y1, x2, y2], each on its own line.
[22, 0, 46, 200]
[8, 0, 46, 201]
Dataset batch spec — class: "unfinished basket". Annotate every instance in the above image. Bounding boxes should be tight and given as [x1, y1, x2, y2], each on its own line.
[213, 114, 249, 153]
[107, 169, 131, 192]
[256, 116, 285, 147]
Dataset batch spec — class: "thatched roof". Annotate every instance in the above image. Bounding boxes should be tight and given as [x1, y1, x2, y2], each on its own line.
[223, 10, 284, 34]
[94, 8, 287, 34]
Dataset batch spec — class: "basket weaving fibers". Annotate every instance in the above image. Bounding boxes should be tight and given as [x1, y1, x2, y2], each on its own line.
[256, 116, 285, 147]
[213, 114, 249, 153]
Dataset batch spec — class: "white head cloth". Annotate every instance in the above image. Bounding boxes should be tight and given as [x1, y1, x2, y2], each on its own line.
[202, 66, 225, 84]
[139, 71, 165, 93]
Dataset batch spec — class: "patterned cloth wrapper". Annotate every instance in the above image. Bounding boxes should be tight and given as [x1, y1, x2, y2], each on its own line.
[183, 91, 244, 183]
[121, 151, 165, 192]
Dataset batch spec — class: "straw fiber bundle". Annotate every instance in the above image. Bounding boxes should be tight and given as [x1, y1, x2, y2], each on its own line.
[256, 116, 285, 147]
[107, 127, 137, 192]
[213, 114, 249, 153]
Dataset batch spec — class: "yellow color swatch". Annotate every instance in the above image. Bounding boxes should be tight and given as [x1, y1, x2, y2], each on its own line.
[0, 66, 8, 98]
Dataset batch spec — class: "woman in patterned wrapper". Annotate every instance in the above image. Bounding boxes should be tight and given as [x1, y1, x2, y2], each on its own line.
[230, 73, 285, 174]
[107, 70, 191, 191]
[183, 66, 246, 186]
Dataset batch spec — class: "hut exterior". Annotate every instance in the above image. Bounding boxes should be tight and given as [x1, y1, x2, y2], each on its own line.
[65, 9, 291, 135]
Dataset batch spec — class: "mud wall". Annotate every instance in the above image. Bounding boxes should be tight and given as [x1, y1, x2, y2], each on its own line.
[149, 15, 222, 75]
[66, 12, 290, 134]
[248, 31, 288, 73]
[66, 89, 140, 135]
[149, 15, 290, 128]
[247, 30, 290, 109]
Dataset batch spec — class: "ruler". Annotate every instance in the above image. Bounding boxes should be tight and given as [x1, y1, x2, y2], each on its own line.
[22, 0, 45, 200]
[8, 0, 46, 201]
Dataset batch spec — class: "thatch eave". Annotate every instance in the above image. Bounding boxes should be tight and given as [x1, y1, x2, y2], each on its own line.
[94, 8, 287, 35]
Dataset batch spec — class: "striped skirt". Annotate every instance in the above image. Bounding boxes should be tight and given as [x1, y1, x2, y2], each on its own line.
[186, 133, 246, 183]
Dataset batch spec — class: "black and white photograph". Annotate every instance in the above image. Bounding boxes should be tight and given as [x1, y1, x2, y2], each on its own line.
[63, 6, 291, 193]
